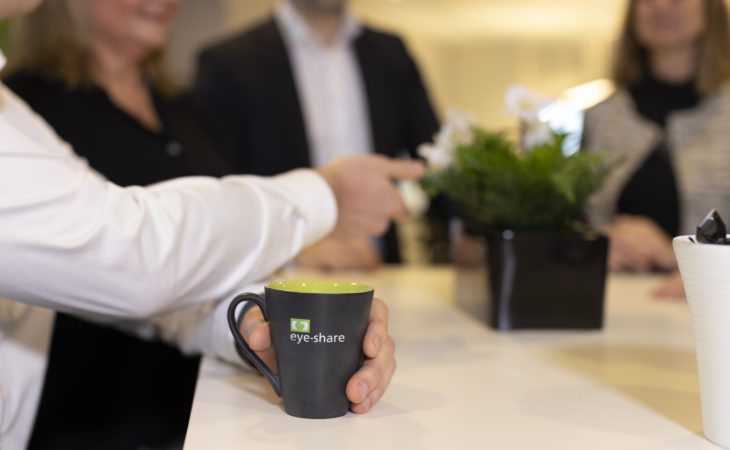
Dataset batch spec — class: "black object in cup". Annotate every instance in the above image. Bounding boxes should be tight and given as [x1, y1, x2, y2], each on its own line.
[227, 280, 374, 419]
[696, 209, 729, 245]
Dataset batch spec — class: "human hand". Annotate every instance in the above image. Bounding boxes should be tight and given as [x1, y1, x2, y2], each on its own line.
[240, 298, 396, 413]
[239, 305, 276, 371]
[452, 231, 486, 267]
[605, 215, 676, 272]
[653, 271, 686, 300]
[344, 298, 396, 413]
[295, 237, 381, 271]
[318, 155, 425, 239]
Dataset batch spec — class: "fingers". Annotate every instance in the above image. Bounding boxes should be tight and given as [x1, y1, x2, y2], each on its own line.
[332, 214, 389, 240]
[347, 335, 396, 413]
[354, 173, 409, 226]
[349, 155, 418, 221]
[346, 298, 395, 413]
[321, 154, 421, 239]
[296, 238, 381, 271]
[611, 239, 653, 271]
[379, 183, 410, 221]
[240, 305, 277, 370]
[380, 157, 425, 181]
[652, 240, 678, 270]
[607, 247, 626, 271]
[609, 232, 652, 271]
[241, 294, 396, 413]
[363, 298, 389, 358]
[652, 272, 685, 300]
[607, 215, 676, 272]
[347, 239, 382, 270]
[336, 203, 399, 238]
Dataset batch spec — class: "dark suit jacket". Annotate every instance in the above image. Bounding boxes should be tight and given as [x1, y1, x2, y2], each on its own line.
[194, 18, 440, 263]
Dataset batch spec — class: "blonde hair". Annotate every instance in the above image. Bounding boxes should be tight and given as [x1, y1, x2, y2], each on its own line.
[5, 0, 175, 94]
[613, 0, 730, 96]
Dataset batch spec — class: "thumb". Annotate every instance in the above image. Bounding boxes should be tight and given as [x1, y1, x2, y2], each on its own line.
[382, 159, 425, 181]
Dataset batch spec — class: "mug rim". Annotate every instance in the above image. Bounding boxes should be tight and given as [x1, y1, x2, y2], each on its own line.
[266, 280, 374, 295]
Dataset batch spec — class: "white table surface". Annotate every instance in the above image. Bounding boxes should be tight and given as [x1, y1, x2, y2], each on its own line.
[184, 266, 720, 450]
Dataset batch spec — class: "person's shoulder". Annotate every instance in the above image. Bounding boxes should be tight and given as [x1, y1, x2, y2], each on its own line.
[359, 25, 409, 54]
[4, 71, 62, 95]
[3, 71, 67, 111]
[199, 18, 279, 67]
[356, 25, 419, 77]
[670, 82, 730, 126]
[584, 88, 631, 120]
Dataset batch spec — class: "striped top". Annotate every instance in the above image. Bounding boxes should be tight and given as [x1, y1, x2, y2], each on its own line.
[583, 84, 730, 236]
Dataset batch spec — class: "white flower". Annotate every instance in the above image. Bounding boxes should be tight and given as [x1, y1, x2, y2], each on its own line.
[418, 142, 453, 171]
[418, 109, 475, 171]
[505, 84, 555, 150]
[505, 84, 553, 121]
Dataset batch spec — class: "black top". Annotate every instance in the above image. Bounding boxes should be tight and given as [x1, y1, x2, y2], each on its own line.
[4, 71, 231, 450]
[628, 73, 699, 127]
[618, 73, 701, 237]
[193, 19, 442, 263]
[7, 73, 230, 186]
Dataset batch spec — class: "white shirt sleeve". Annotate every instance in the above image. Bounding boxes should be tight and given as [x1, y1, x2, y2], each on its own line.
[0, 83, 337, 320]
[110, 289, 262, 368]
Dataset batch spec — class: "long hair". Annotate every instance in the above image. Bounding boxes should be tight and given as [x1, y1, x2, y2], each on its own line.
[612, 0, 730, 95]
[4, 0, 175, 94]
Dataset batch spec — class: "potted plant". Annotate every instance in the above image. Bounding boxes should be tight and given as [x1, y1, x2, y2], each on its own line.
[420, 87, 610, 330]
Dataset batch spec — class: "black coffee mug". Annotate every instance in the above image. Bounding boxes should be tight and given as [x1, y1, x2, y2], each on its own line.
[227, 280, 374, 419]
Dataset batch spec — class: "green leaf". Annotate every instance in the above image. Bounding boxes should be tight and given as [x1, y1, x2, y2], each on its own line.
[421, 129, 609, 231]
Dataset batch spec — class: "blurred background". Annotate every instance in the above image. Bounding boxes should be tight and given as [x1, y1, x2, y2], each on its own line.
[167, 0, 625, 129]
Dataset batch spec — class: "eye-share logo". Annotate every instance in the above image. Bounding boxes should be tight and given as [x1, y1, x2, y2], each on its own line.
[289, 317, 345, 344]
[290, 318, 310, 333]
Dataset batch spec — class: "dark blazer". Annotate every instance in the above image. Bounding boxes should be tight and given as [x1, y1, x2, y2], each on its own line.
[194, 18, 440, 262]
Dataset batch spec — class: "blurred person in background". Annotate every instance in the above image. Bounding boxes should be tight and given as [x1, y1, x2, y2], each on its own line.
[2, 0, 399, 448]
[194, 0, 447, 270]
[583, 0, 730, 298]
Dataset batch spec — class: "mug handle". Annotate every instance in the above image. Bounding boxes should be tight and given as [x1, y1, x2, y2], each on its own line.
[227, 293, 282, 397]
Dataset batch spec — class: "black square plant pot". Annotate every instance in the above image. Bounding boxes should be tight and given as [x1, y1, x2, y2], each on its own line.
[483, 229, 608, 330]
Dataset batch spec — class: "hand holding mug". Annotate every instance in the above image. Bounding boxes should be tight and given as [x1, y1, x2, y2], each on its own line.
[230, 281, 396, 418]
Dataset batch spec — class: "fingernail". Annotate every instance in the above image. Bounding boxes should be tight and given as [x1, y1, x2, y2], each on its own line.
[359, 382, 369, 400]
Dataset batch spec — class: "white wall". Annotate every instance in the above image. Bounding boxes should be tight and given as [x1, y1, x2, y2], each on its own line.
[169, 0, 627, 128]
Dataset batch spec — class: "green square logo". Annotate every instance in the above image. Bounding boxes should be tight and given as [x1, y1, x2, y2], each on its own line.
[290, 318, 310, 333]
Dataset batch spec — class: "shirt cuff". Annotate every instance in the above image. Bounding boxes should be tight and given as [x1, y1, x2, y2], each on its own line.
[274, 169, 337, 247]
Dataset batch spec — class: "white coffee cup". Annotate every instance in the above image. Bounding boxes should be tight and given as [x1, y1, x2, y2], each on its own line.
[674, 235, 730, 449]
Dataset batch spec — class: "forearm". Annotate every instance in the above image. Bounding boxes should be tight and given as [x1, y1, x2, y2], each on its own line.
[0, 132, 336, 319]
[111, 292, 254, 367]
